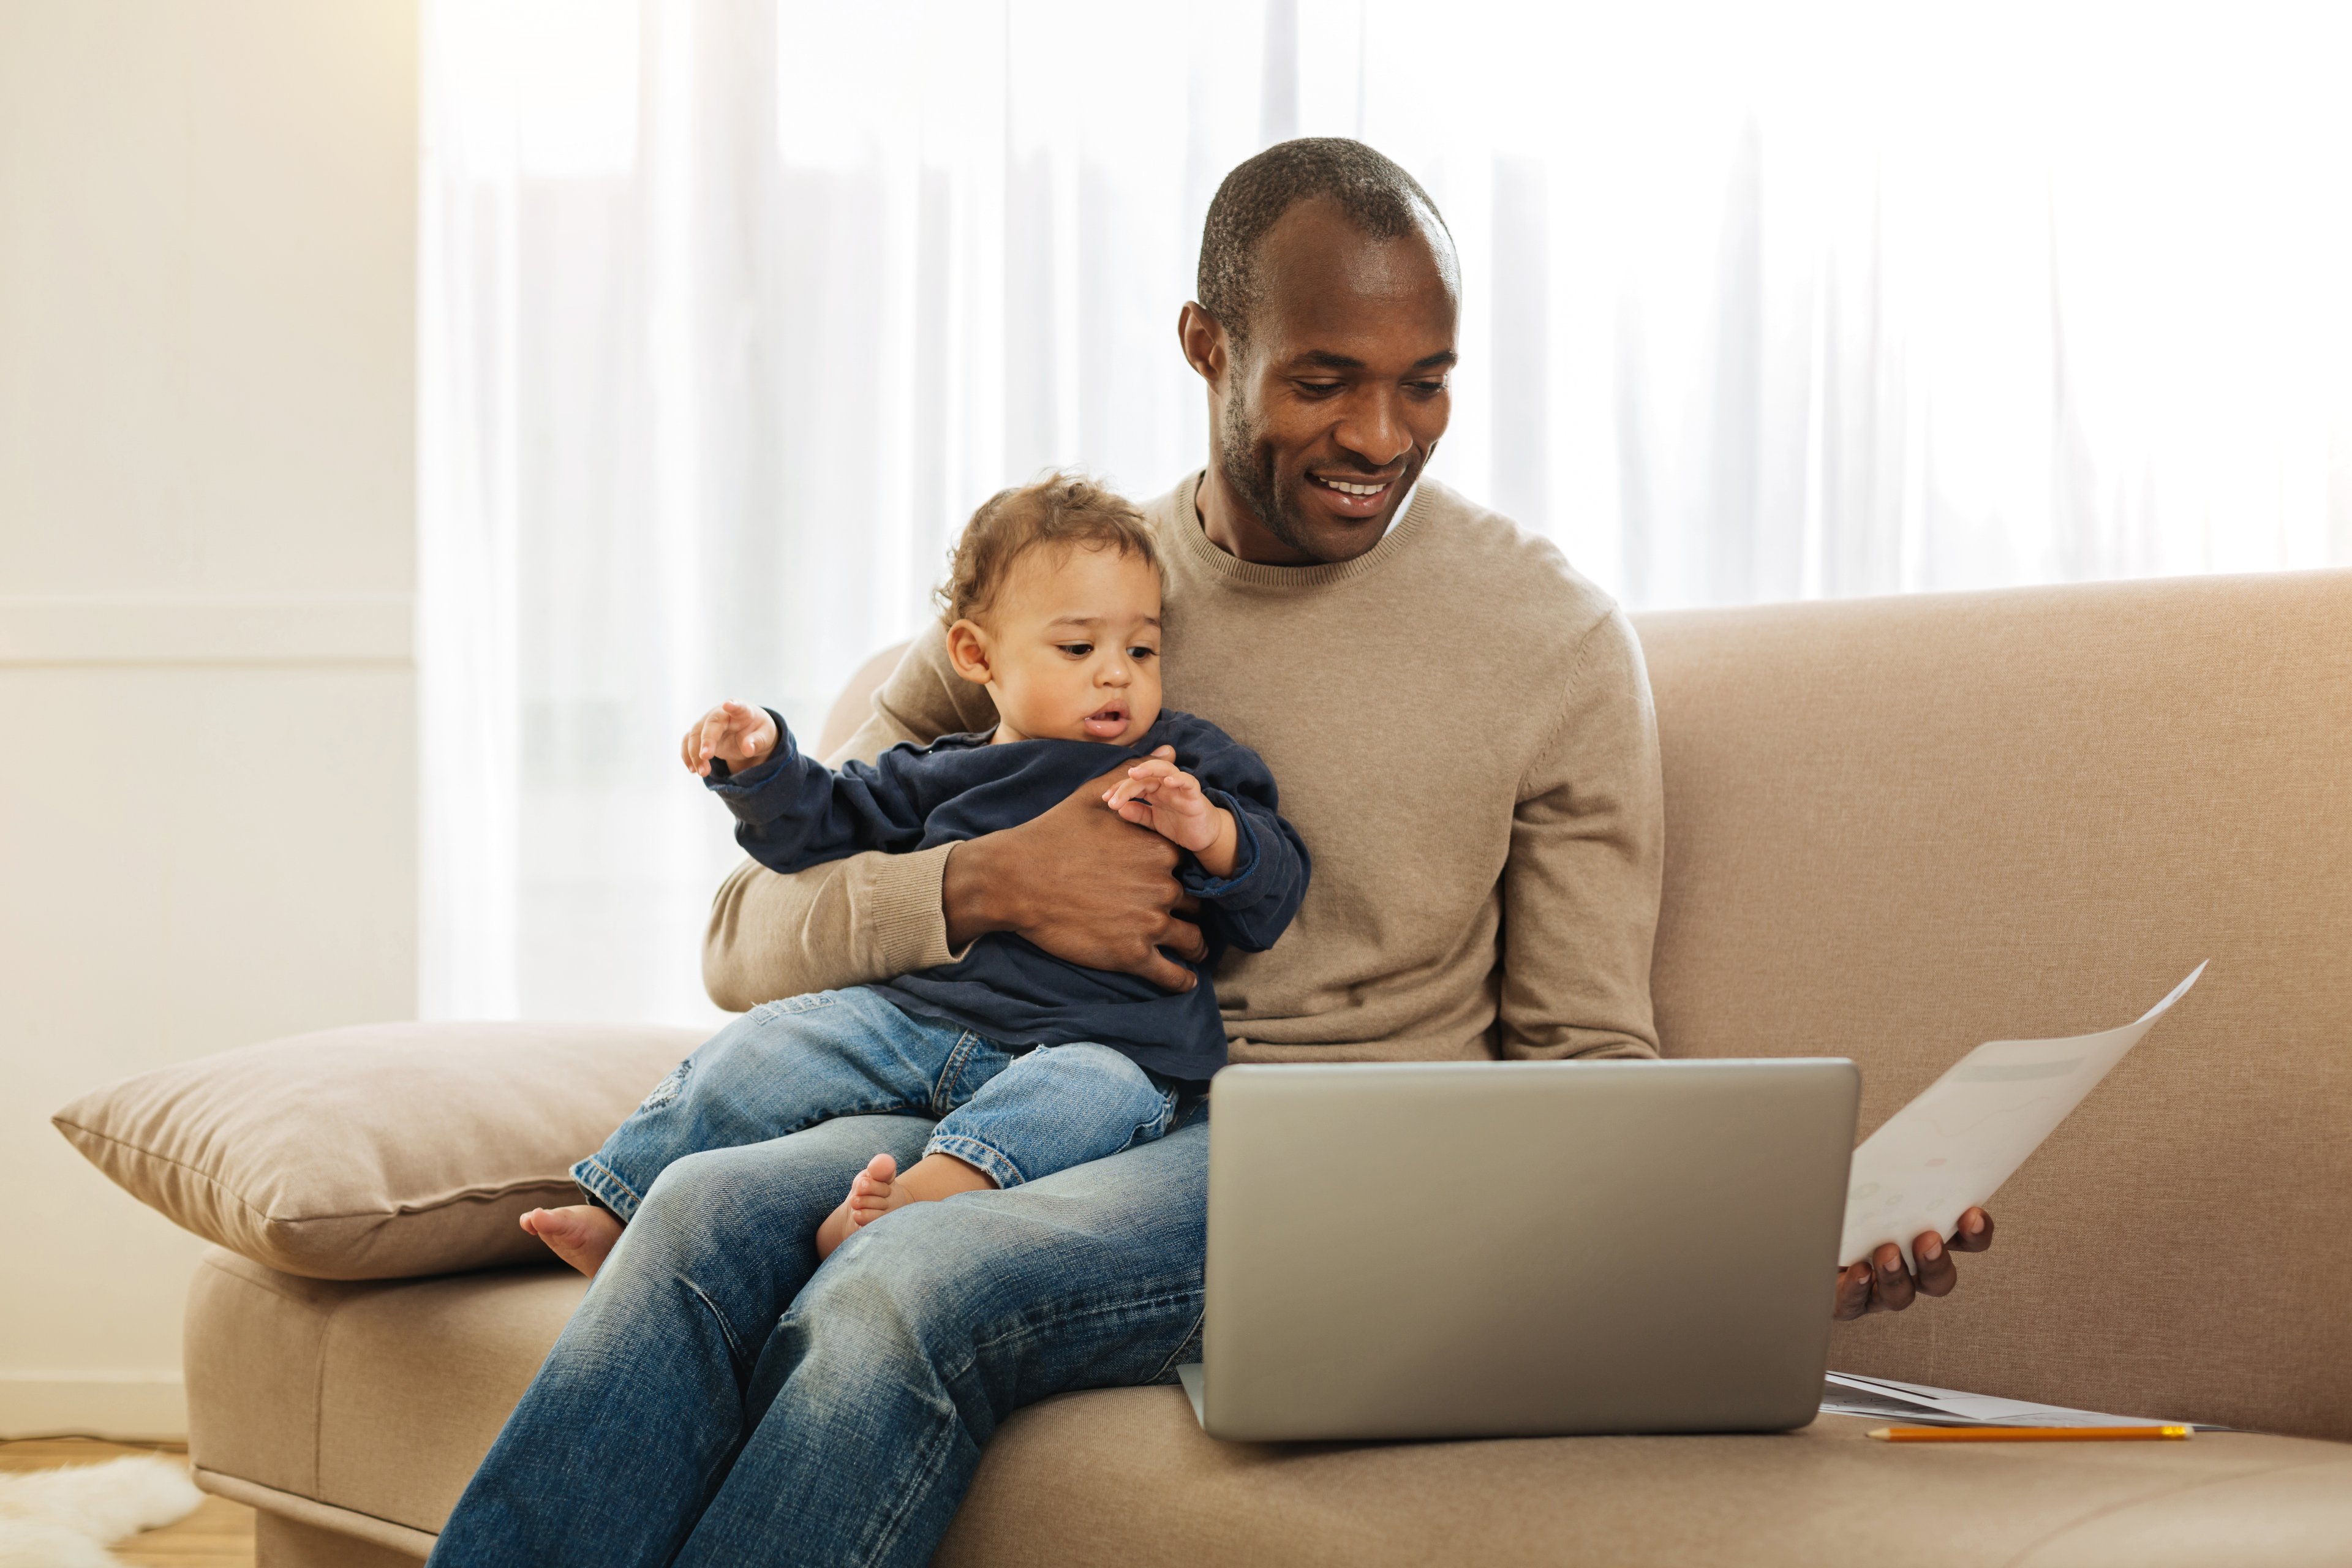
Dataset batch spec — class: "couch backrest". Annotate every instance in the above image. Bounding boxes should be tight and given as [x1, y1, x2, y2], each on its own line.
[1634, 570, 2352, 1440]
[825, 571, 2351, 1439]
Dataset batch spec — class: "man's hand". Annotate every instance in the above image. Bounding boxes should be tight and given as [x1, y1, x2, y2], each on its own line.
[682, 701, 779, 778]
[1832, 1207, 1996, 1319]
[944, 754, 1208, 992]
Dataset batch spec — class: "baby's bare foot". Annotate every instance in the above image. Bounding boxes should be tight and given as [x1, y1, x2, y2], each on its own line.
[521, 1204, 624, 1277]
[848, 1152, 910, 1228]
[816, 1153, 911, 1259]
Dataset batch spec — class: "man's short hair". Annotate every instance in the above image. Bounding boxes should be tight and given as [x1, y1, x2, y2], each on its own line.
[1196, 137, 1450, 347]
[935, 473, 1159, 627]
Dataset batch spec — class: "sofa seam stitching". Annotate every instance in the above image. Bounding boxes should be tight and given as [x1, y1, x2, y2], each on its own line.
[190, 1467, 440, 1550]
[56, 1120, 586, 1225]
[308, 1284, 344, 1499]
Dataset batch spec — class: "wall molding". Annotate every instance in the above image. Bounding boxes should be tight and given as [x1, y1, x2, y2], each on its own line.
[0, 594, 412, 666]
[0, 1373, 187, 1441]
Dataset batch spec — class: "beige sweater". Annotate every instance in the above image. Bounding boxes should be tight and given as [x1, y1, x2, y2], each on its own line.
[704, 474, 1663, 1063]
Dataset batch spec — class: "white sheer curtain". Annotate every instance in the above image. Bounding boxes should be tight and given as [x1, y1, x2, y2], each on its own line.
[419, 0, 2352, 1025]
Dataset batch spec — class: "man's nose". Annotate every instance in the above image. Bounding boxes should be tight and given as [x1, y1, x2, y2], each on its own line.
[1334, 389, 1411, 470]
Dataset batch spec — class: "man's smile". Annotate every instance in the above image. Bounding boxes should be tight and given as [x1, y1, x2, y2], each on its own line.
[1305, 467, 1405, 520]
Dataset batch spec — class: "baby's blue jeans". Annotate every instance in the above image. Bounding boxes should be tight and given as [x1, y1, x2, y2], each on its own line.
[572, 985, 1182, 1218]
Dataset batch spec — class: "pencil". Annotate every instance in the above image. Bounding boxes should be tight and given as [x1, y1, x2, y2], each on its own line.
[1866, 1425, 2192, 1442]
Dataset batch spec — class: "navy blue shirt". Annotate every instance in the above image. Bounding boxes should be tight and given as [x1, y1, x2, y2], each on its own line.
[708, 710, 1310, 1082]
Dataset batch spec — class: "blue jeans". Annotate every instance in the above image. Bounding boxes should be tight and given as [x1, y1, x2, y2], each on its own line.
[425, 1022, 1210, 1567]
[573, 987, 1182, 1212]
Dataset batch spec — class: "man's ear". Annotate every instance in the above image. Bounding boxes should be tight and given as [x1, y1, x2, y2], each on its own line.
[1177, 301, 1228, 389]
[944, 619, 993, 687]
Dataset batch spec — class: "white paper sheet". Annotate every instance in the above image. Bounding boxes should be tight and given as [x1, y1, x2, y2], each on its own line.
[1839, 963, 2206, 1270]
[1819, 1371, 2203, 1428]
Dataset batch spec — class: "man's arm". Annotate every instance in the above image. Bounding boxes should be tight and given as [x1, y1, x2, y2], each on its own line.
[701, 638, 989, 1011]
[1495, 606, 1665, 1061]
[702, 636, 1214, 1011]
[1501, 608, 1999, 1314]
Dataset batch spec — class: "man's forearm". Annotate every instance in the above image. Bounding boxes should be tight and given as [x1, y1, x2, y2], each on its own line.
[701, 845, 958, 1011]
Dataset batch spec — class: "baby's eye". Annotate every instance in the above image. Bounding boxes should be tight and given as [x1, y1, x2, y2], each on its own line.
[1128, 646, 1158, 661]
[1057, 643, 1093, 658]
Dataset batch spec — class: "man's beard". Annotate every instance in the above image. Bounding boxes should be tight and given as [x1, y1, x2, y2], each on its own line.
[1217, 385, 1321, 559]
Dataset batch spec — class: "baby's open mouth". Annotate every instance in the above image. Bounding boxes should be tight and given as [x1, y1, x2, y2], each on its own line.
[1082, 702, 1129, 739]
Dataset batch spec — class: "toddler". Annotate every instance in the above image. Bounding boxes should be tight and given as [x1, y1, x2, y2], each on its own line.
[522, 475, 1308, 1274]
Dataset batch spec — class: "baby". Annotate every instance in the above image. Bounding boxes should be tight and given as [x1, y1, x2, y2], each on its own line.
[522, 474, 1308, 1274]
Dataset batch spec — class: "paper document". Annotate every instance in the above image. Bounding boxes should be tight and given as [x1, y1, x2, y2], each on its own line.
[1839, 963, 2206, 1270]
[1819, 1372, 2215, 1430]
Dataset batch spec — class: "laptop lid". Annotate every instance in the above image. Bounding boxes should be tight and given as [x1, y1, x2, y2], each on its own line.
[1192, 1058, 1858, 1441]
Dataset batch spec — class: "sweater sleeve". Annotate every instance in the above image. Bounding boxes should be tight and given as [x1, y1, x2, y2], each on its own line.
[699, 637, 994, 1012]
[1496, 606, 1664, 1061]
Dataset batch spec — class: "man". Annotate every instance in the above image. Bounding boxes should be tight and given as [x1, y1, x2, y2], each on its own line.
[429, 137, 1988, 1568]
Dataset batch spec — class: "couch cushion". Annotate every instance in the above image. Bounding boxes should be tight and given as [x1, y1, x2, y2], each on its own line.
[55, 1022, 699, 1279]
[184, 1249, 2352, 1567]
[943, 1388, 2352, 1568]
[1635, 570, 2352, 1441]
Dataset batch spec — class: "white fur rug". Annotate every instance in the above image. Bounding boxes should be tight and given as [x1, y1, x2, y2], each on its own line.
[0, 1455, 204, 1568]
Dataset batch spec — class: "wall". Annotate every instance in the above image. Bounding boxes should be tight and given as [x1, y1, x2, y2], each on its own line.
[0, 0, 418, 1438]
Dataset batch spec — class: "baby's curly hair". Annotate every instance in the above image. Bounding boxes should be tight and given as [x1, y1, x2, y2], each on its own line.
[935, 473, 1159, 627]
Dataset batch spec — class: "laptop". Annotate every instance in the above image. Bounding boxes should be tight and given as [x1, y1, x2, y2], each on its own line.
[1177, 1058, 1859, 1441]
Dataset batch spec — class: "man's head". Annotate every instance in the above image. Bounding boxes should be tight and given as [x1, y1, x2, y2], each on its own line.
[1183, 138, 1460, 565]
[938, 474, 1164, 747]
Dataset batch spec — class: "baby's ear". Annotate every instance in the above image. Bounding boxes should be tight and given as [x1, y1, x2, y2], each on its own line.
[943, 619, 993, 685]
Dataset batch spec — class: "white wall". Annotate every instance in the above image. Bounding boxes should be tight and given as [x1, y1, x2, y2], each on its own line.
[0, 0, 418, 1439]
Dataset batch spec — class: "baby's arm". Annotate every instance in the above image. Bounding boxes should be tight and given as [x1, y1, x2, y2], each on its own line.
[1110, 726, 1308, 954]
[1101, 750, 1241, 878]
[684, 699, 932, 874]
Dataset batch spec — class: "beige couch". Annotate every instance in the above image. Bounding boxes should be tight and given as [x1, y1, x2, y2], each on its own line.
[58, 570, 2352, 1566]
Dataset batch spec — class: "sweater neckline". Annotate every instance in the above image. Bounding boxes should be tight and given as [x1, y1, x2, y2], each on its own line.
[1169, 470, 1427, 589]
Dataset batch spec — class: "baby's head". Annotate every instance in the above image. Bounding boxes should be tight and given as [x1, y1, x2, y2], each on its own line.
[937, 475, 1163, 747]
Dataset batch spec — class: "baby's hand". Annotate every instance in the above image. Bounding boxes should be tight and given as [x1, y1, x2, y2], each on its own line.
[1102, 747, 1239, 877]
[681, 701, 779, 778]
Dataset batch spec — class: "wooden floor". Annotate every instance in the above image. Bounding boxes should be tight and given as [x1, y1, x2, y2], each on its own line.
[0, 1438, 255, 1567]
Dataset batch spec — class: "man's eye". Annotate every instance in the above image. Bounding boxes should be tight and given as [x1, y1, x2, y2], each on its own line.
[1058, 643, 1093, 657]
[1294, 380, 1345, 398]
[1408, 379, 1449, 396]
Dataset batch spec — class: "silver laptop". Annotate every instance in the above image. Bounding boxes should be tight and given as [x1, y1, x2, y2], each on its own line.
[1177, 1058, 1859, 1441]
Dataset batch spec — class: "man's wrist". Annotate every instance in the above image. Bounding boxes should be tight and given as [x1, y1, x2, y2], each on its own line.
[941, 831, 1017, 948]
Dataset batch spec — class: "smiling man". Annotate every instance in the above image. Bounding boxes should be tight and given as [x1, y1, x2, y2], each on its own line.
[428, 139, 1986, 1568]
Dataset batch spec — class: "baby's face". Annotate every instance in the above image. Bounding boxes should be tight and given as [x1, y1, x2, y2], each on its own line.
[953, 544, 1163, 746]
